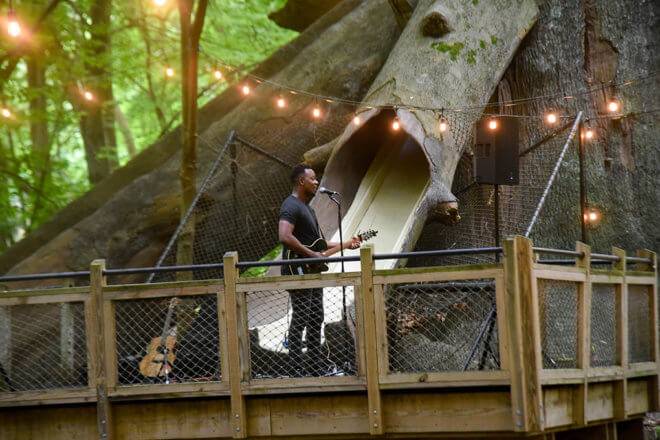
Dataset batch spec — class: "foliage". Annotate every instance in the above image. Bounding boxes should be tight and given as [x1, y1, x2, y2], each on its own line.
[0, 0, 297, 254]
[239, 244, 282, 278]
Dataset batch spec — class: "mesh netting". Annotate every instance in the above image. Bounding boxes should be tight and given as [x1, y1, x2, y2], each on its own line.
[0, 302, 88, 392]
[384, 279, 499, 373]
[114, 295, 221, 385]
[628, 284, 652, 364]
[538, 280, 579, 369]
[590, 283, 618, 367]
[247, 285, 358, 379]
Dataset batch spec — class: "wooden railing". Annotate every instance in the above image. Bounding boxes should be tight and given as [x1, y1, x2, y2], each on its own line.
[0, 236, 657, 439]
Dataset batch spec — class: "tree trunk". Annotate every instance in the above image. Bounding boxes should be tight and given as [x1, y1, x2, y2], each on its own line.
[26, 57, 51, 232]
[80, 0, 118, 185]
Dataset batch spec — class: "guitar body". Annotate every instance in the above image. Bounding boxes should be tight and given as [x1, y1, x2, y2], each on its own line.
[283, 230, 378, 275]
[139, 335, 177, 377]
[285, 238, 329, 274]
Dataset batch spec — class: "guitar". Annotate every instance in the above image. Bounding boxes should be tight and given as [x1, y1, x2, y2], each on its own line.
[284, 229, 378, 275]
[139, 297, 180, 378]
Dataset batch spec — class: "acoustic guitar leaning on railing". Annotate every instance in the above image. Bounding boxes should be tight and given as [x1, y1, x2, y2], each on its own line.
[284, 229, 378, 275]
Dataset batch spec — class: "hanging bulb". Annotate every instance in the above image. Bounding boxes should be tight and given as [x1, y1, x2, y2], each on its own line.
[546, 112, 557, 124]
[165, 67, 175, 78]
[213, 69, 223, 80]
[353, 115, 361, 125]
[242, 84, 250, 95]
[83, 91, 94, 101]
[585, 128, 594, 140]
[1, 108, 11, 118]
[588, 211, 598, 222]
[7, 9, 20, 37]
[276, 96, 286, 108]
[153, 0, 167, 5]
[392, 119, 400, 131]
[608, 100, 619, 112]
[488, 119, 497, 130]
[438, 116, 448, 133]
[312, 106, 321, 118]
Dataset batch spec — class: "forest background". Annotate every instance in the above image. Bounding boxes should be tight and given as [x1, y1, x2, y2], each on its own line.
[0, 0, 297, 254]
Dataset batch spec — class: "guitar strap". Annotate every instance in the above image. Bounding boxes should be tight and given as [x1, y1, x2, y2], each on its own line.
[307, 205, 325, 241]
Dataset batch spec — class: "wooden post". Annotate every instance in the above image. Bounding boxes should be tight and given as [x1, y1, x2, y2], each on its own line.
[612, 247, 627, 419]
[88, 259, 113, 439]
[373, 283, 389, 381]
[223, 252, 247, 438]
[636, 249, 658, 410]
[60, 279, 75, 383]
[502, 236, 543, 432]
[574, 242, 591, 426]
[360, 244, 383, 435]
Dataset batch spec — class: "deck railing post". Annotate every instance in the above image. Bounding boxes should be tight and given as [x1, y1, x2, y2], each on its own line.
[502, 236, 543, 432]
[635, 249, 658, 410]
[359, 244, 383, 435]
[574, 241, 591, 425]
[612, 247, 627, 418]
[87, 259, 114, 439]
[223, 251, 247, 438]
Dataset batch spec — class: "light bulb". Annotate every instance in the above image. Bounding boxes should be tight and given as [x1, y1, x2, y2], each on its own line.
[7, 10, 20, 37]
[588, 211, 598, 222]
[276, 97, 286, 108]
[353, 115, 361, 125]
[585, 129, 594, 140]
[242, 85, 250, 95]
[546, 112, 557, 124]
[608, 101, 619, 112]
[488, 119, 497, 130]
[214, 70, 222, 80]
[1, 108, 11, 118]
[392, 119, 400, 130]
[84, 91, 94, 101]
[312, 107, 321, 118]
[439, 118, 448, 132]
[165, 67, 174, 78]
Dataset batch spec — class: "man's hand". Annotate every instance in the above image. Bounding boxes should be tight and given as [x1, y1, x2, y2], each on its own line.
[346, 236, 361, 250]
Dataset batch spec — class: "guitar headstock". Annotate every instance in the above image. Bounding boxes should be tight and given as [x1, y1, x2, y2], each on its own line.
[357, 229, 378, 242]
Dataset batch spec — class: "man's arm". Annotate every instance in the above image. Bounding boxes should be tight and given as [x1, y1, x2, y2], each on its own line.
[325, 237, 361, 256]
[279, 220, 323, 258]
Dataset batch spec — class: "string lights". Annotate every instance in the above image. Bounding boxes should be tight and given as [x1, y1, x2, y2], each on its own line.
[242, 84, 250, 96]
[1, 108, 11, 118]
[213, 69, 223, 80]
[165, 67, 175, 78]
[353, 114, 361, 126]
[546, 111, 557, 124]
[608, 100, 619, 112]
[7, 6, 20, 37]
[488, 119, 498, 130]
[276, 95, 286, 108]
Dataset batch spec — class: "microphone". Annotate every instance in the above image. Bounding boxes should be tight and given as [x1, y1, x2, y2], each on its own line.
[318, 186, 339, 196]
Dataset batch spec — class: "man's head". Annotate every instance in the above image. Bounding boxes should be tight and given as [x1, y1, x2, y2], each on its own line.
[290, 163, 318, 199]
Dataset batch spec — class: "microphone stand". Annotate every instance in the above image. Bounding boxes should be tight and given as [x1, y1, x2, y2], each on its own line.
[328, 194, 347, 322]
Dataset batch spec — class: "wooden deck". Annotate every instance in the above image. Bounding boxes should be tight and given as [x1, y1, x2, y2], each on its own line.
[0, 236, 657, 439]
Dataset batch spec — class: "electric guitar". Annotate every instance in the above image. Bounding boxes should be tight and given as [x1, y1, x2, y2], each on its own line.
[284, 229, 378, 275]
[139, 297, 180, 378]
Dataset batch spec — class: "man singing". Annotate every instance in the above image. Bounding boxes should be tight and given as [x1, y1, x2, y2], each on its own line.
[278, 163, 360, 375]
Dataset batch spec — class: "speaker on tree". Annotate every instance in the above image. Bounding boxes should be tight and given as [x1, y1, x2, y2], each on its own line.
[473, 117, 519, 185]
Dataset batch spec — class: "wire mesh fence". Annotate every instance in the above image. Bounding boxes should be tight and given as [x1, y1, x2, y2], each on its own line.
[114, 294, 221, 385]
[0, 302, 88, 392]
[628, 284, 652, 364]
[384, 279, 499, 373]
[538, 280, 579, 369]
[247, 285, 358, 379]
[590, 283, 618, 367]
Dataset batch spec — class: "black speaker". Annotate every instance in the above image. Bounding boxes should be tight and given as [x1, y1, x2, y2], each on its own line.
[473, 117, 519, 185]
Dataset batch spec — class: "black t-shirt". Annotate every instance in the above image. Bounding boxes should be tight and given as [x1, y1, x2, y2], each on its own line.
[279, 195, 322, 274]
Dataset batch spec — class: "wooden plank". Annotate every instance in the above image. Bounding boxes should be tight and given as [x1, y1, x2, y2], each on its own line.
[222, 251, 247, 438]
[89, 259, 113, 440]
[0, 388, 96, 407]
[586, 382, 614, 422]
[495, 275, 510, 371]
[502, 236, 543, 432]
[0, 404, 98, 438]
[380, 370, 510, 388]
[587, 366, 625, 382]
[636, 250, 658, 410]
[574, 242, 591, 426]
[612, 247, 628, 419]
[533, 264, 587, 275]
[0, 292, 88, 306]
[533, 269, 587, 282]
[110, 381, 228, 398]
[625, 276, 657, 285]
[591, 274, 624, 284]
[383, 390, 513, 432]
[103, 300, 118, 391]
[373, 266, 502, 285]
[353, 285, 366, 378]
[243, 375, 364, 394]
[359, 245, 383, 435]
[372, 283, 389, 381]
[103, 284, 223, 300]
[0, 285, 89, 298]
[237, 274, 360, 292]
[103, 278, 223, 293]
[540, 369, 584, 385]
[543, 386, 573, 429]
[626, 378, 651, 415]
